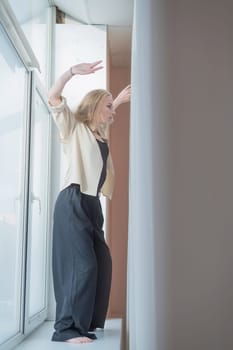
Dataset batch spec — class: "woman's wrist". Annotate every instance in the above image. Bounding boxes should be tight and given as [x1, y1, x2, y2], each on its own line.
[113, 97, 120, 111]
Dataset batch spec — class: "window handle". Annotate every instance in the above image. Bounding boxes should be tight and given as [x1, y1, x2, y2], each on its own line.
[31, 193, 41, 214]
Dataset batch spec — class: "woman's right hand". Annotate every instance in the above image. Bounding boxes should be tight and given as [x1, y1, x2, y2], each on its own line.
[71, 60, 103, 76]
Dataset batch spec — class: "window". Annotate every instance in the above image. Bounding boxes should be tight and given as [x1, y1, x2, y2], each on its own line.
[9, 0, 50, 86]
[25, 75, 51, 333]
[0, 24, 28, 345]
[0, 8, 51, 349]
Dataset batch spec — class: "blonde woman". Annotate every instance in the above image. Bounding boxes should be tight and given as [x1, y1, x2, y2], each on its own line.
[48, 60, 130, 344]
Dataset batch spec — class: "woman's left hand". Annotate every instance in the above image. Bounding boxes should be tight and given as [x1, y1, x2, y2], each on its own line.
[113, 85, 131, 110]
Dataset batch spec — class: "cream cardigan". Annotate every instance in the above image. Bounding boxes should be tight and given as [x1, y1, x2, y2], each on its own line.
[50, 97, 115, 199]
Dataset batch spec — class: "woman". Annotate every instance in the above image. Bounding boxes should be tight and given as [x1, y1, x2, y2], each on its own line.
[48, 60, 130, 344]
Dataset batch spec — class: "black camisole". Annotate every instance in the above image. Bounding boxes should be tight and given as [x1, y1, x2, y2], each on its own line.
[96, 139, 109, 194]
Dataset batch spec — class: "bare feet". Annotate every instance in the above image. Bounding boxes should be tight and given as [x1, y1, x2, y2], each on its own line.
[66, 336, 93, 344]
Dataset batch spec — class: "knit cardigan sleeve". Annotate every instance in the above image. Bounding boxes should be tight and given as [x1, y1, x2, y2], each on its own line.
[49, 96, 76, 141]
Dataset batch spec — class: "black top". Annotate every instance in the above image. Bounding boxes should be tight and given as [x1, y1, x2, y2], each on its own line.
[96, 139, 109, 194]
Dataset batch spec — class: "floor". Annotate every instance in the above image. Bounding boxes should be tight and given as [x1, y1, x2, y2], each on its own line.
[13, 319, 122, 350]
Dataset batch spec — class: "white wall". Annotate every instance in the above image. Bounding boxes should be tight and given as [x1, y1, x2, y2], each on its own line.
[127, 0, 172, 348]
[127, 1, 233, 349]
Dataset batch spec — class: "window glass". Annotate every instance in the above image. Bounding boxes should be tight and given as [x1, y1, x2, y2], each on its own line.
[28, 87, 50, 318]
[9, 0, 49, 85]
[0, 24, 27, 344]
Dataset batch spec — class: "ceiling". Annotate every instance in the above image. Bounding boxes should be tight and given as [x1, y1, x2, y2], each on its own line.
[51, 0, 134, 67]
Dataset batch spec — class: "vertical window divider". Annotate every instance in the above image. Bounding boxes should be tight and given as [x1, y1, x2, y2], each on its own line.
[22, 70, 33, 335]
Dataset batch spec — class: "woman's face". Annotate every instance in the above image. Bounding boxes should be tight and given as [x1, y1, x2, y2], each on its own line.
[95, 95, 115, 125]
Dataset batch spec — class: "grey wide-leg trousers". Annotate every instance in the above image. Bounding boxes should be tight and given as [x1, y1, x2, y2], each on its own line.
[51, 184, 112, 342]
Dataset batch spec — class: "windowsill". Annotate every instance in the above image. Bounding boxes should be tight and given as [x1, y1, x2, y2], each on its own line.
[13, 319, 122, 350]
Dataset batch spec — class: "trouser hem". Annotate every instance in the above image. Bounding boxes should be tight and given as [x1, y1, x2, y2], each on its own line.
[51, 329, 97, 342]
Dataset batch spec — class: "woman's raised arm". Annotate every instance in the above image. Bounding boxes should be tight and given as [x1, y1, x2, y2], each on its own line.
[48, 60, 103, 106]
[113, 85, 131, 111]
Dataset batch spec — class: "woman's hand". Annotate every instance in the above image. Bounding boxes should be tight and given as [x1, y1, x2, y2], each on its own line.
[48, 60, 103, 106]
[71, 60, 104, 76]
[113, 85, 131, 110]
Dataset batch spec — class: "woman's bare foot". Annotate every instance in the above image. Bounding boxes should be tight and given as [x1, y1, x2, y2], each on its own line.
[66, 336, 93, 344]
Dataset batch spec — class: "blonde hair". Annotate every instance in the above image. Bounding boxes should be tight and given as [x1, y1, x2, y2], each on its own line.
[75, 89, 111, 139]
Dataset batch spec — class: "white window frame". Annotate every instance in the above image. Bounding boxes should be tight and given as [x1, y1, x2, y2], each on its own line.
[0, 25, 30, 350]
[0, 2, 54, 349]
[0, 0, 40, 72]
[23, 72, 52, 335]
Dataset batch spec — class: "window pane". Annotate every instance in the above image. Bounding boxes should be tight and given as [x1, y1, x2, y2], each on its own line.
[28, 88, 50, 318]
[9, 0, 49, 86]
[0, 25, 27, 343]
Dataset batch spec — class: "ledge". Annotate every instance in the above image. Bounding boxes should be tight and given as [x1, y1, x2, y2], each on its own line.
[13, 319, 122, 350]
